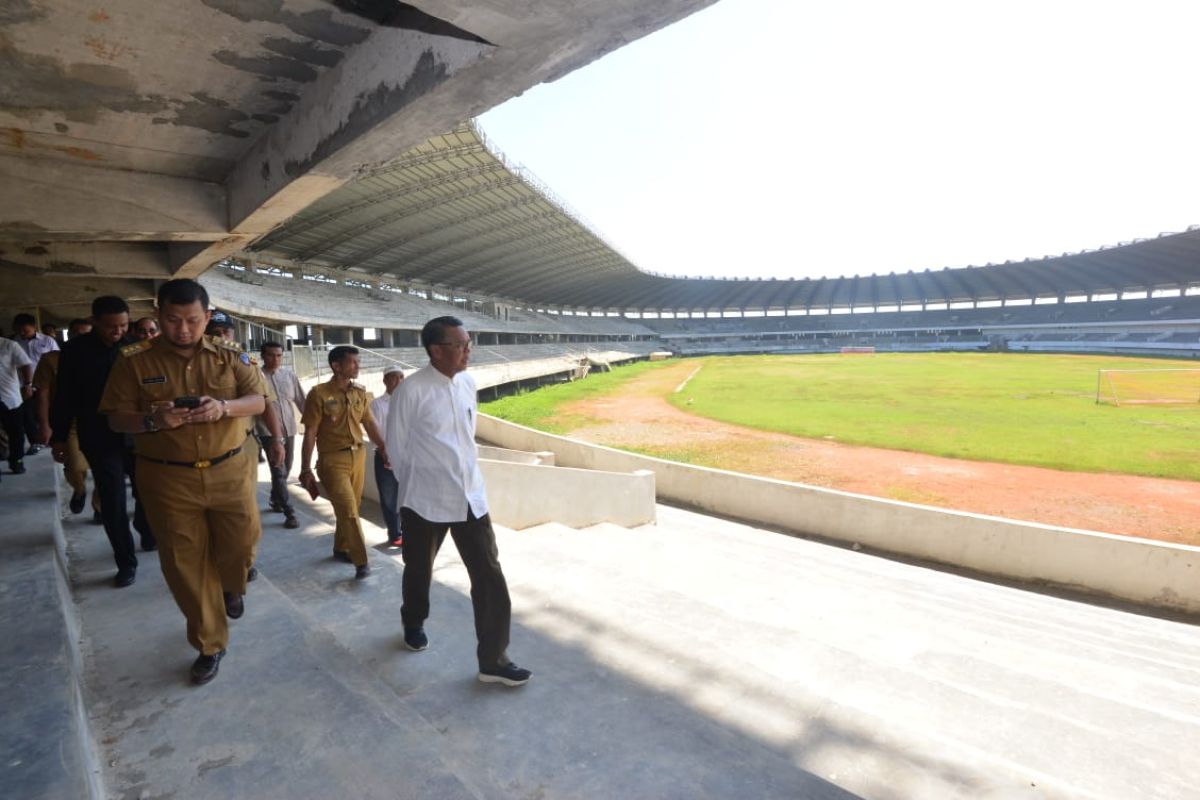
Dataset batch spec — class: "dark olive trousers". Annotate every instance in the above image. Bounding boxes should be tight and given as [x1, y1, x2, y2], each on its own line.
[399, 507, 512, 670]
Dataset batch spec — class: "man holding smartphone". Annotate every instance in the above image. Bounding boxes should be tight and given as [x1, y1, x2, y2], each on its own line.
[100, 279, 268, 686]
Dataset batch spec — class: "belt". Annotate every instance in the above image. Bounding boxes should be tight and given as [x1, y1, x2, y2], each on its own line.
[140, 446, 242, 470]
[339, 444, 363, 452]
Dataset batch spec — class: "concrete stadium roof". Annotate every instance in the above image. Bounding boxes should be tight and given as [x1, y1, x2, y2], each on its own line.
[246, 122, 1200, 312]
[0, 0, 716, 321]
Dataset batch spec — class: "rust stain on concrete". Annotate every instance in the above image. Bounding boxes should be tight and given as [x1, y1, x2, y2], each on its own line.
[89, 10, 111, 23]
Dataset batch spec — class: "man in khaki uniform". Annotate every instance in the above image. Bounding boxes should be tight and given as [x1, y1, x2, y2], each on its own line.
[100, 279, 267, 685]
[299, 345, 389, 580]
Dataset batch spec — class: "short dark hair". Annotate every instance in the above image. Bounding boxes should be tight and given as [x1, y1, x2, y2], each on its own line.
[328, 345, 359, 366]
[67, 319, 90, 336]
[134, 317, 157, 329]
[420, 316, 464, 356]
[12, 313, 36, 329]
[91, 296, 130, 317]
[261, 340, 283, 354]
[156, 279, 209, 310]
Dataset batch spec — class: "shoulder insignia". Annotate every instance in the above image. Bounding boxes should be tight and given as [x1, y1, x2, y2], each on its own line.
[212, 336, 244, 353]
[120, 340, 152, 357]
[239, 352, 253, 365]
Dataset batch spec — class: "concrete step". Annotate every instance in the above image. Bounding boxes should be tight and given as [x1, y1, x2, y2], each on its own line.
[1, 456, 102, 800]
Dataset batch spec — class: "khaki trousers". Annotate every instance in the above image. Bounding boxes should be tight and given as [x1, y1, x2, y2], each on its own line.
[64, 425, 100, 512]
[244, 434, 262, 571]
[316, 447, 367, 566]
[136, 454, 260, 655]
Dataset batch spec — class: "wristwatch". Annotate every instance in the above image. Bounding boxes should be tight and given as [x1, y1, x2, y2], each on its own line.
[143, 413, 159, 433]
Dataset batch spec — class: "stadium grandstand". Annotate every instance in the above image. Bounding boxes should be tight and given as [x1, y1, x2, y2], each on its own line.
[215, 120, 1200, 363]
[4, 4, 1200, 798]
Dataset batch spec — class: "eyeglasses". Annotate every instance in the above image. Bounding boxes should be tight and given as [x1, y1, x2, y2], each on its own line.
[434, 339, 472, 351]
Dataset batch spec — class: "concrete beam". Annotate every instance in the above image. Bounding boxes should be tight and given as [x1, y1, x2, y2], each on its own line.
[228, 27, 495, 234]
[0, 156, 227, 241]
[0, 265, 155, 309]
[0, 241, 173, 278]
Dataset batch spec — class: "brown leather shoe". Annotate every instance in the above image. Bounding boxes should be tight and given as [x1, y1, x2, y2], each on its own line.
[223, 591, 244, 619]
[190, 650, 225, 685]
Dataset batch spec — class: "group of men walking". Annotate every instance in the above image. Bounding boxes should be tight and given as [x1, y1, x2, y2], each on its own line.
[15, 278, 530, 689]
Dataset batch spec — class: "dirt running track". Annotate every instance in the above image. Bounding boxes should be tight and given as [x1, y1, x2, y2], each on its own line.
[559, 362, 1200, 547]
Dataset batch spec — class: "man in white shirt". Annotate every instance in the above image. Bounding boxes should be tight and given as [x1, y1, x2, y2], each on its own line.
[11, 312, 59, 454]
[255, 341, 307, 528]
[370, 365, 405, 547]
[0, 336, 33, 478]
[386, 316, 531, 687]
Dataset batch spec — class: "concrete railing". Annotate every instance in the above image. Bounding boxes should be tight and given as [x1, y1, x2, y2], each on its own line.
[476, 414, 1200, 616]
[359, 442, 654, 531]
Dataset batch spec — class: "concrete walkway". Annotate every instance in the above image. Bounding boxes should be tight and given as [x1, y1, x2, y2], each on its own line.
[15, 455, 1200, 799]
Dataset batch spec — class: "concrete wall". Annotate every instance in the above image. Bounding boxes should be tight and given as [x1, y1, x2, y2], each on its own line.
[359, 442, 653, 530]
[476, 414, 1200, 616]
[477, 462, 655, 530]
[477, 445, 556, 466]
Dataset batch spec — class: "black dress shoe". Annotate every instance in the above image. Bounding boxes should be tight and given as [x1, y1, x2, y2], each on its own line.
[91, 511, 103, 525]
[268, 502, 283, 513]
[9, 461, 25, 475]
[247, 565, 258, 582]
[69, 490, 86, 514]
[26, 444, 42, 456]
[355, 564, 371, 580]
[190, 650, 226, 685]
[223, 592, 244, 619]
[140, 536, 157, 552]
[113, 568, 136, 588]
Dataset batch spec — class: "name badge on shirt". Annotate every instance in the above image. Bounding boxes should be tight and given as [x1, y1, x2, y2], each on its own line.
[142, 376, 166, 384]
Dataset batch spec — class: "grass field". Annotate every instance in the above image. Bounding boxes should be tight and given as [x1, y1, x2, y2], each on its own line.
[480, 352, 1200, 481]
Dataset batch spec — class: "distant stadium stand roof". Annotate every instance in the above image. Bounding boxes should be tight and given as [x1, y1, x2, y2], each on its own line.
[245, 122, 1200, 312]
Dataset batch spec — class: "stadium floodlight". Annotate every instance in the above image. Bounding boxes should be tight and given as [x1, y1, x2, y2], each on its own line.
[1095, 368, 1200, 406]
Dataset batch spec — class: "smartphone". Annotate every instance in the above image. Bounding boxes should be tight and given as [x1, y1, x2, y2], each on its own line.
[173, 396, 202, 409]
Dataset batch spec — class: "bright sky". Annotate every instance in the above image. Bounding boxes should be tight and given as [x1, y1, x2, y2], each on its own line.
[478, 0, 1200, 282]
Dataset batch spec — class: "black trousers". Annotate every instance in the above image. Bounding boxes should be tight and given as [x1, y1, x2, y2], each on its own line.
[20, 397, 39, 449]
[0, 400, 23, 469]
[400, 507, 512, 670]
[83, 446, 153, 571]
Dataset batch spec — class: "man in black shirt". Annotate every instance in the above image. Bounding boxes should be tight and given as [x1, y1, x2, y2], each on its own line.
[50, 296, 155, 587]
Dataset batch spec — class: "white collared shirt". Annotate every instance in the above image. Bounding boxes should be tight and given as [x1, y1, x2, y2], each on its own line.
[386, 364, 487, 522]
[370, 392, 391, 438]
[0, 338, 32, 408]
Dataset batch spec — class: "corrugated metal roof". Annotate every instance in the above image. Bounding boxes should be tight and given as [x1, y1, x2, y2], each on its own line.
[247, 122, 1200, 311]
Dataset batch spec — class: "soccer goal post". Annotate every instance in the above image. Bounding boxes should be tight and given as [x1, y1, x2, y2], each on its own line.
[1095, 368, 1200, 406]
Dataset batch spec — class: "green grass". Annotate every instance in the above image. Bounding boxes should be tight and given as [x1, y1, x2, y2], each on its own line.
[483, 352, 1200, 481]
[667, 353, 1200, 480]
[479, 359, 669, 433]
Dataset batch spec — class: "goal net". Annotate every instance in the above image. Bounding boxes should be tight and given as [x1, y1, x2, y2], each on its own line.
[1096, 368, 1200, 406]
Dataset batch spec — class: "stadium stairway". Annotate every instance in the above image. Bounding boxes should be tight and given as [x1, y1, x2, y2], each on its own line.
[13, 455, 1200, 798]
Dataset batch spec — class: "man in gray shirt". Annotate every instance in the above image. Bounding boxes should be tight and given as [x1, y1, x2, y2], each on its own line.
[256, 341, 307, 529]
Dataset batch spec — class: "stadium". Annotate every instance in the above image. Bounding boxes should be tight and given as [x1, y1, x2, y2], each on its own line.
[2, 3, 1199, 799]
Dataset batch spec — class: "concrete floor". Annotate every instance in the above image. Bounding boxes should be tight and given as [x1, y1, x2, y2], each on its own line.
[46, 460, 1200, 799]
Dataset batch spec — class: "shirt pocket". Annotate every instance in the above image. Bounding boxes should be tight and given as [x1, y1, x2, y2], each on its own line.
[207, 363, 238, 400]
[138, 376, 173, 409]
